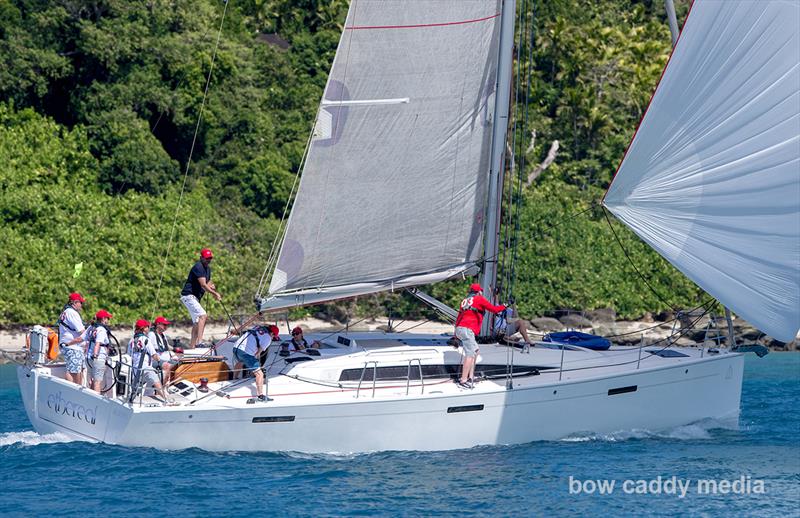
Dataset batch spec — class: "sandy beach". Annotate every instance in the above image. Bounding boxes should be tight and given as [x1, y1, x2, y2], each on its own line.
[2, 312, 794, 363]
[0, 316, 454, 355]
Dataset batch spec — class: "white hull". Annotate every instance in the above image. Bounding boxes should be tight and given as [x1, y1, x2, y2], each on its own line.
[16, 341, 744, 453]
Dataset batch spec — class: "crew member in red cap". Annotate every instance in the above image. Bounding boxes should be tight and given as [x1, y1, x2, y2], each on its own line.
[232, 324, 279, 402]
[453, 283, 506, 389]
[287, 326, 321, 351]
[128, 319, 170, 404]
[58, 292, 87, 385]
[148, 316, 177, 383]
[180, 248, 222, 348]
[81, 309, 114, 394]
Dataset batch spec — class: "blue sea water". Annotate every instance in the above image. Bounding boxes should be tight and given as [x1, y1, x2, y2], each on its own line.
[1, 354, 798, 517]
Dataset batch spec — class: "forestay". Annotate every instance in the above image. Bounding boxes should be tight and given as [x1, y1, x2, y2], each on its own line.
[261, 1, 503, 310]
[604, 0, 800, 342]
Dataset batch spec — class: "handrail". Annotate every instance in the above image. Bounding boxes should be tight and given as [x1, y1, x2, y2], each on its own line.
[355, 361, 378, 399]
[406, 359, 425, 396]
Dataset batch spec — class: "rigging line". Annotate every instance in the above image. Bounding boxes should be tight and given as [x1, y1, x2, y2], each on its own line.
[255, 128, 314, 300]
[508, 0, 536, 301]
[601, 297, 715, 339]
[601, 206, 678, 313]
[500, 0, 526, 304]
[555, 305, 715, 372]
[108, 8, 219, 200]
[151, 0, 230, 321]
[500, 0, 526, 301]
[480, 202, 598, 268]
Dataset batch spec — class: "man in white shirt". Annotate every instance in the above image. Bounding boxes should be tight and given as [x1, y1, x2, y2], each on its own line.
[148, 316, 177, 384]
[128, 319, 170, 404]
[84, 309, 113, 394]
[232, 325, 274, 402]
[58, 292, 87, 385]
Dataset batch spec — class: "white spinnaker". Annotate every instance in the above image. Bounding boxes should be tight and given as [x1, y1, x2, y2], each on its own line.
[265, 1, 503, 308]
[605, 0, 800, 342]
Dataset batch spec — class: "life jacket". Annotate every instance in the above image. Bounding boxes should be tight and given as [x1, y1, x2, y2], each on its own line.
[459, 293, 483, 314]
[85, 323, 111, 355]
[130, 332, 148, 351]
[236, 327, 268, 353]
[57, 304, 79, 332]
[130, 332, 151, 371]
[151, 330, 170, 354]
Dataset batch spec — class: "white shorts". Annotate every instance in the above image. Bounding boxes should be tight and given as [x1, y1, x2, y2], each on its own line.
[180, 295, 207, 323]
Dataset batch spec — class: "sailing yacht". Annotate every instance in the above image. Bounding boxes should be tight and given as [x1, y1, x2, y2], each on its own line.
[16, 0, 799, 452]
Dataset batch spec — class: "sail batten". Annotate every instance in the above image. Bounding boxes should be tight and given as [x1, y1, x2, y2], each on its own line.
[605, 0, 800, 342]
[266, 1, 503, 305]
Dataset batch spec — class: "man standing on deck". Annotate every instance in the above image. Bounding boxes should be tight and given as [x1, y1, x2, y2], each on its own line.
[58, 292, 87, 385]
[454, 283, 506, 389]
[180, 248, 222, 348]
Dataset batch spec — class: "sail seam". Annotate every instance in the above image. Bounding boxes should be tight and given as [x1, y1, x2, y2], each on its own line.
[345, 13, 500, 31]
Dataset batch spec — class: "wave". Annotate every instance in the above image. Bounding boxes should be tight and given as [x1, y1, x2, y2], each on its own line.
[559, 418, 739, 443]
[0, 430, 75, 447]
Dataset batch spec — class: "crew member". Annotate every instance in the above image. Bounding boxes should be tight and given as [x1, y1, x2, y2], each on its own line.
[148, 316, 177, 383]
[454, 283, 506, 389]
[58, 292, 87, 385]
[494, 305, 534, 350]
[180, 248, 221, 348]
[84, 309, 114, 395]
[287, 326, 322, 351]
[233, 325, 274, 402]
[128, 319, 170, 404]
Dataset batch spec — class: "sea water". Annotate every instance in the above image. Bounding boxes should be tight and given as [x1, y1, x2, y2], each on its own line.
[1, 354, 798, 517]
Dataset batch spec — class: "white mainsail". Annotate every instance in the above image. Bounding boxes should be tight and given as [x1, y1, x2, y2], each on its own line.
[604, 0, 800, 342]
[261, 1, 504, 310]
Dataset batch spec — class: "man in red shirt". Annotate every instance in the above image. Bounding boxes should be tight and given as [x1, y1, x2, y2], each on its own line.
[454, 283, 506, 388]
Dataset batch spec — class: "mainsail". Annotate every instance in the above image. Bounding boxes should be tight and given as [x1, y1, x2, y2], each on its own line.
[604, 0, 800, 342]
[263, 1, 504, 309]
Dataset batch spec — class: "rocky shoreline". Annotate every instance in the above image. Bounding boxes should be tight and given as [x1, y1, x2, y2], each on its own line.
[1, 310, 796, 365]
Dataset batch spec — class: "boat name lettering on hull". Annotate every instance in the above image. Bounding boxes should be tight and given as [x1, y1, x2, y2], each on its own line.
[46, 391, 97, 425]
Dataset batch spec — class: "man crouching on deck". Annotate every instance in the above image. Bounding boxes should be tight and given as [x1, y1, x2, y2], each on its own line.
[454, 283, 506, 389]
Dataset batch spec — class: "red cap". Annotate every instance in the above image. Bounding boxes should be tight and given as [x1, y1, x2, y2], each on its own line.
[95, 309, 113, 320]
[69, 292, 86, 303]
[291, 326, 303, 336]
[174, 347, 184, 354]
[267, 325, 280, 338]
[200, 248, 214, 259]
[154, 316, 172, 326]
[135, 319, 150, 329]
[469, 283, 483, 293]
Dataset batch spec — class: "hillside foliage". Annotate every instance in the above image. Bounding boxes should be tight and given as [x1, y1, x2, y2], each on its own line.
[0, 0, 704, 326]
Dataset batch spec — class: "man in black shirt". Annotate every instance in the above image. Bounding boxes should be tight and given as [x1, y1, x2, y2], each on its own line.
[180, 248, 222, 348]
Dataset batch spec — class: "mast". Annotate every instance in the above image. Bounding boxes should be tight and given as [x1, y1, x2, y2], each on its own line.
[480, 0, 517, 334]
[664, 0, 679, 47]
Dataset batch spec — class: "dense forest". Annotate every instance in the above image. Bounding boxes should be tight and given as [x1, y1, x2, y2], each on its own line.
[0, 0, 704, 326]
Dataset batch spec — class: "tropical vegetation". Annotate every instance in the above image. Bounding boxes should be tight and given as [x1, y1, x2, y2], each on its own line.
[0, 0, 702, 326]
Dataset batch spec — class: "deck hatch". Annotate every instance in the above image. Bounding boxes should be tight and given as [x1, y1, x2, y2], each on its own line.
[646, 349, 690, 358]
[252, 416, 296, 423]
[608, 385, 638, 396]
[447, 404, 484, 413]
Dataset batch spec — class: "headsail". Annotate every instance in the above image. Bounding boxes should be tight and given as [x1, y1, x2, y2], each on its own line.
[263, 1, 504, 310]
[604, 0, 800, 342]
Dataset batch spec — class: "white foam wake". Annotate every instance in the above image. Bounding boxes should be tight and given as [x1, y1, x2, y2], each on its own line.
[0, 430, 75, 447]
[560, 418, 738, 443]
